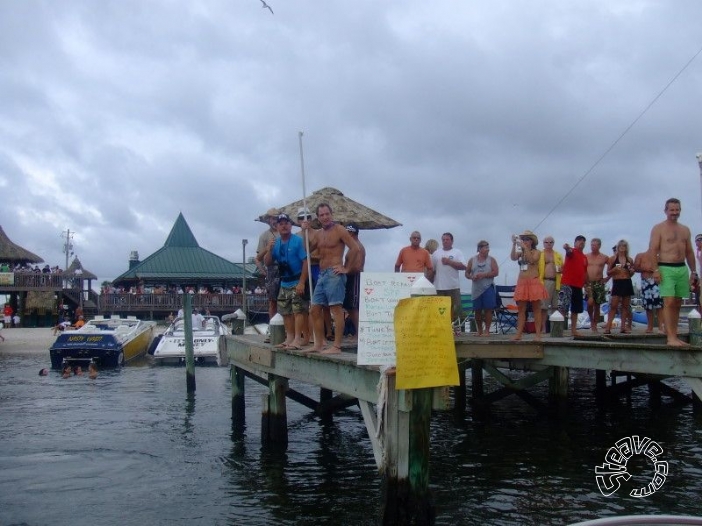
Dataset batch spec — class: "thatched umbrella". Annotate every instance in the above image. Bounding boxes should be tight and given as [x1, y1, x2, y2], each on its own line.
[0, 226, 44, 264]
[257, 187, 402, 230]
[66, 257, 97, 280]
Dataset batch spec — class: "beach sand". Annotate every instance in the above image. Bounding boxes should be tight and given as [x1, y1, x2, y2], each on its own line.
[0, 328, 58, 354]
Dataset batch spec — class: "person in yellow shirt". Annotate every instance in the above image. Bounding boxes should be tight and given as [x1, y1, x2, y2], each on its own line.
[538, 236, 564, 333]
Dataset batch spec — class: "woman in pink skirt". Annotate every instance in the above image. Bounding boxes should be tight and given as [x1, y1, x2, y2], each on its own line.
[510, 230, 549, 341]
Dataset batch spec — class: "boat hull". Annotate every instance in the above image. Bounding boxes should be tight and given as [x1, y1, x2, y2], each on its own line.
[152, 316, 230, 366]
[49, 320, 155, 369]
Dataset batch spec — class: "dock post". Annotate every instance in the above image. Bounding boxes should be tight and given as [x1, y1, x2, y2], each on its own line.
[183, 294, 196, 393]
[231, 366, 245, 431]
[381, 375, 435, 526]
[549, 311, 564, 338]
[549, 366, 569, 398]
[261, 374, 288, 447]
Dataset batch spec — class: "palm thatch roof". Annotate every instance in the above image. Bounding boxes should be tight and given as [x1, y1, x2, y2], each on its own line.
[66, 257, 97, 280]
[0, 226, 44, 264]
[257, 187, 402, 230]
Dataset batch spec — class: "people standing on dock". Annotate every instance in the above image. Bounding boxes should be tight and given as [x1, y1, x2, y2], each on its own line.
[538, 236, 563, 333]
[510, 231, 548, 341]
[264, 213, 309, 350]
[394, 231, 433, 273]
[648, 197, 696, 347]
[256, 208, 281, 337]
[585, 238, 609, 333]
[634, 248, 664, 333]
[560, 235, 588, 337]
[465, 240, 499, 336]
[305, 203, 360, 354]
[428, 232, 466, 330]
[342, 224, 365, 342]
[604, 240, 635, 334]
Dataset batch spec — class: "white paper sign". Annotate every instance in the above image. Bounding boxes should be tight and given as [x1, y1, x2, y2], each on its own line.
[357, 272, 424, 365]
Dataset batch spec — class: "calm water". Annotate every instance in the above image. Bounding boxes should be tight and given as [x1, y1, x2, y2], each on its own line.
[1, 350, 702, 526]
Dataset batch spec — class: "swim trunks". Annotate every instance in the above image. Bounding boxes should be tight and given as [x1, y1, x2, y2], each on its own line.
[559, 285, 583, 314]
[312, 267, 346, 306]
[540, 280, 559, 311]
[277, 286, 309, 315]
[474, 285, 497, 310]
[640, 277, 662, 310]
[658, 264, 690, 298]
[585, 280, 607, 304]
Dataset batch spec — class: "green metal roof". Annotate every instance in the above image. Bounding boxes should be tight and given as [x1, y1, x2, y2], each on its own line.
[112, 213, 256, 285]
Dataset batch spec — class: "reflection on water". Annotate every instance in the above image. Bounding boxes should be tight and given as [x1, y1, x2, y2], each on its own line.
[1, 352, 701, 525]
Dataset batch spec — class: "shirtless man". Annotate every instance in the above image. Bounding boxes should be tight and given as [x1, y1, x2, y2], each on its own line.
[634, 249, 664, 333]
[648, 198, 696, 346]
[304, 203, 360, 354]
[585, 238, 609, 332]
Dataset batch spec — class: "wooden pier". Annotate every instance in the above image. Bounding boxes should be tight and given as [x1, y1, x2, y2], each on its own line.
[226, 331, 702, 525]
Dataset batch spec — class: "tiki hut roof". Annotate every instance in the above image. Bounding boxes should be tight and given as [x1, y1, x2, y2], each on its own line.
[257, 187, 402, 230]
[66, 257, 97, 280]
[0, 226, 44, 264]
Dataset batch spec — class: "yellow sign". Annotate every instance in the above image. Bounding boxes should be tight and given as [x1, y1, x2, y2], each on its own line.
[0, 272, 15, 286]
[394, 296, 459, 389]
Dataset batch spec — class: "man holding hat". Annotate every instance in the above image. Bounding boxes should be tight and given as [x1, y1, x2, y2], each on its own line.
[264, 213, 309, 350]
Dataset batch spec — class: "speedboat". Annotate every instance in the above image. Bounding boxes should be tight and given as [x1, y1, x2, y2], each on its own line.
[49, 315, 157, 369]
[151, 315, 231, 366]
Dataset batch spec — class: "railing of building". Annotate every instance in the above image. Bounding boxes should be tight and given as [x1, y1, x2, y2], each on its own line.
[98, 293, 270, 314]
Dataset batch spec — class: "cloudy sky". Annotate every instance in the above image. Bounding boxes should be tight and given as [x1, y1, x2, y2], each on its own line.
[2, 0, 702, 290]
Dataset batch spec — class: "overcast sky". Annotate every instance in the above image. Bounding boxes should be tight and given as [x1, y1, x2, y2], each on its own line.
[2, 0, 702, 290]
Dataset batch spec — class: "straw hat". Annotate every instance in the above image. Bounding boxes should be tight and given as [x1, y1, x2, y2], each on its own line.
[519, 230, 538, 246]
[263, 208, 279, 220]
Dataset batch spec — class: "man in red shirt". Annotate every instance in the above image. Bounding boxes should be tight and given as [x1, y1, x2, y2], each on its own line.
[560, 235, 588, 337]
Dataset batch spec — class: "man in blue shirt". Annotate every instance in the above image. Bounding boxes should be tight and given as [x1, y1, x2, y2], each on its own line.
[264, 213, 309, 349]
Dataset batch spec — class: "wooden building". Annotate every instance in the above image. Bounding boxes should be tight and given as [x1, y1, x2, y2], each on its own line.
[102, 213, 264, 320]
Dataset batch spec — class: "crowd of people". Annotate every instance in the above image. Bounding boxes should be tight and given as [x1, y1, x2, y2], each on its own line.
[256, 204, 364, 354]
[255, 197, 698, 351]
[423, 197, 696, 346]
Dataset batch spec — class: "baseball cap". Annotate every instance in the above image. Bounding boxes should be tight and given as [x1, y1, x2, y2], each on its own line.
[277, 213, 292, 223]
[345, 223, 359, 234]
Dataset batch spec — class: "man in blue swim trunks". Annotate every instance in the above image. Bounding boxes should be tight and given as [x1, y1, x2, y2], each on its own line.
[303, 203, 360, 354]
[648, 197, 697, 346]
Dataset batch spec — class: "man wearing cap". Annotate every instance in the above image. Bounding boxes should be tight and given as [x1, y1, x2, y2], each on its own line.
[560, 235, 588, 337]
[394, 231, 433, 273]
[256, 208, 280, 328]
[343, 223, 366, 341]
[264, 213, 309, 350]
[303, 203, 360, 354]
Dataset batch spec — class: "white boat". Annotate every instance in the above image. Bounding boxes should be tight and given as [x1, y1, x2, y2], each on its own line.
[50, 315, 157, 369]
[152, 315, 230, 366]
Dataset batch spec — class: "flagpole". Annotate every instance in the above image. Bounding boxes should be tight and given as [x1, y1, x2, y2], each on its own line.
[299, 132, 315, 341]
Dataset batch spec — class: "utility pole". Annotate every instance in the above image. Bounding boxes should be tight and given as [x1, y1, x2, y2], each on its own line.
[61, 229, 74, 289]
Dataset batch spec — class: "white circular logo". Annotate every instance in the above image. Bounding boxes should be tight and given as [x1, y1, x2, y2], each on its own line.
[595, 436, 668, 497]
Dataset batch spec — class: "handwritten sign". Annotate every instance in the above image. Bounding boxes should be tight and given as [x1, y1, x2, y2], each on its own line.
[394, 296, 459, 389]
[357, 272, 424, 366]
